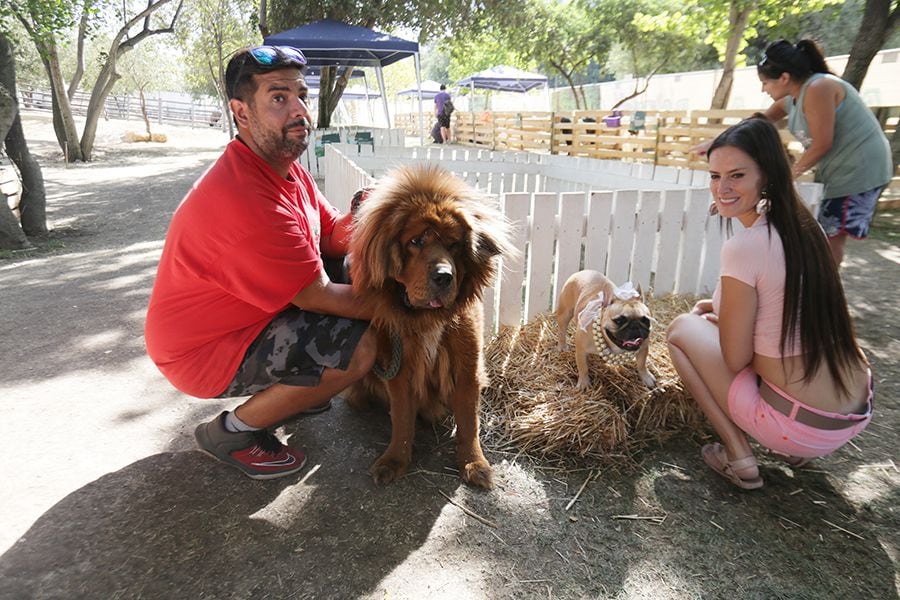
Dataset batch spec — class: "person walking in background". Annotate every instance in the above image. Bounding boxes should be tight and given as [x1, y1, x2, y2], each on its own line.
[669, 117, 873, 490]
[434, 84, 452, 144]
[145, 46, 376, 480]
[694, 39, 892, 268]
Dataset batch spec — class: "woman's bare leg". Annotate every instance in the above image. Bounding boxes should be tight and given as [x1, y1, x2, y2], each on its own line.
[827, 232, 847, 269]
[667, 313, 758, 478]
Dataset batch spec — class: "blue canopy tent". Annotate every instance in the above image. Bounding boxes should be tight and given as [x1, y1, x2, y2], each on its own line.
[265, 19, 424, 139]
[396, 79, 443, 100]
[454, 65, 550, 111]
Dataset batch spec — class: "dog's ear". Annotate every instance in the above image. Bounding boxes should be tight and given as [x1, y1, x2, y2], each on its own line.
[452, 198, 516, 303]
[350, 199, 404, 289]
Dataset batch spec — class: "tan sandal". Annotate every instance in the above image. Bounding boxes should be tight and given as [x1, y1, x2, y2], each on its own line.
[781, 455, 812, 468]
[701, 443, 764, 490]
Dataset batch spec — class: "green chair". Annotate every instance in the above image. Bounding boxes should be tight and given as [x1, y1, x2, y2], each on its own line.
[314, 132, 342, 170]
[628, 111, 647, 135]
[354, 130, 374, 153]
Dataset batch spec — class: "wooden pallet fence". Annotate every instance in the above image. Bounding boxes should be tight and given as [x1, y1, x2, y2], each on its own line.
[395, 106, 898, 189]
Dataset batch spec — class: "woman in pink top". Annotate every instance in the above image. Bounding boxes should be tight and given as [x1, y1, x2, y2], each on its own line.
[667, 117, 873, 490]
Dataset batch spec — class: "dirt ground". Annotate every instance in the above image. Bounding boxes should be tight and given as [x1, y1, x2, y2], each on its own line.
[1, 112, 898, 600]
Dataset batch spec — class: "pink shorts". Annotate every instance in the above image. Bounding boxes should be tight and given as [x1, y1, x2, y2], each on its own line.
[728, 367, 872, 458]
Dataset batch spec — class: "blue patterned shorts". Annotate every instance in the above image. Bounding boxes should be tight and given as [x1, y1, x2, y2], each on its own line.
[817, 185, 885, 239]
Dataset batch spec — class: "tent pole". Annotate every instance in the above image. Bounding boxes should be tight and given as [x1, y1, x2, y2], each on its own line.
[414, 52, 424, 145]
[363, 72, 375, 126]
[375, 65, 391, 129]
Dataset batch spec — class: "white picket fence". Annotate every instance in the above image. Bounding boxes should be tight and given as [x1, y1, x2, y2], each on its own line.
[322, 145, 824, 334]
[303, 127, 406, 179]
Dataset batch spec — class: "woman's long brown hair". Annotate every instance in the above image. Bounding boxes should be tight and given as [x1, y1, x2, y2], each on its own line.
[708, 117, 865, 395]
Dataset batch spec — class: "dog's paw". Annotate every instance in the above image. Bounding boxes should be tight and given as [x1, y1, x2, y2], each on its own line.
[370, 455, 408, 485]
[576, 376, 591, 391]
[461, 459, 493, 489]
[557, 342, 572, 352]
[641, 371, 657, 388]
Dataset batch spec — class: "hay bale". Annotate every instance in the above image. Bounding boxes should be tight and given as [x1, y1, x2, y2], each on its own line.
[121, 131, 168, 143]
[481, 295, 706, 468]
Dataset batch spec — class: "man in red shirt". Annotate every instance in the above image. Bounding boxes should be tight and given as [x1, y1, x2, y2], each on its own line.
[145, 46, 376, 479]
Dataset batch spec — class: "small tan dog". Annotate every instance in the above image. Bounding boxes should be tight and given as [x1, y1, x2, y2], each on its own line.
[556, 270, 656, 390]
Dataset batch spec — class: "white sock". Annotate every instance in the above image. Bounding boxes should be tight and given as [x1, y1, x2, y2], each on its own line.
[224, 410, 260, 432]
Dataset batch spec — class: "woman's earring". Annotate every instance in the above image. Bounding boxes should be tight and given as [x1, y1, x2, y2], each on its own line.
[708, 202, 719, 216]
[755, 189, 771, 215]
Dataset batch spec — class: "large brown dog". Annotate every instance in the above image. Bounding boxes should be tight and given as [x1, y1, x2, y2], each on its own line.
[346, 164, 513, 489]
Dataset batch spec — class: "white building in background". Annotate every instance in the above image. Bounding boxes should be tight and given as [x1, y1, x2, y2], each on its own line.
[551, 47, 900, 112]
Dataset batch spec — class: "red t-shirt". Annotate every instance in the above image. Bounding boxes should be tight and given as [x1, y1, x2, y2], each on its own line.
[145, 139, 339, 397]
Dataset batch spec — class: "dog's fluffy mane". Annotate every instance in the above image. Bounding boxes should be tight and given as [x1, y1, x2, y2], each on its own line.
[349, 164, 513, 332]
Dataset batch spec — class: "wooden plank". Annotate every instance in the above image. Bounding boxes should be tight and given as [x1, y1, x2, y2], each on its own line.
[700, 210, 726, 295]
[584, 191, 613, 273]
[608, 189, 638, 284]
[676, 187, 709, 294]
[555, 192, 588, 308]
[498, 193, 530, 327]
[631, 190, 661, 290]
[526, 193, 558, 320]
[655, 189, 686, 295]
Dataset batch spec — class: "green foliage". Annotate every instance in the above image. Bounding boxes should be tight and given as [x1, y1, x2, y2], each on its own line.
[748, 0, 900, 60]
[266, 0, 529, 42]
[442, 28, 532, 84]
[176, 0, 256, 99]
[637, 0, 842, 68]
[592, 0, 718, 78]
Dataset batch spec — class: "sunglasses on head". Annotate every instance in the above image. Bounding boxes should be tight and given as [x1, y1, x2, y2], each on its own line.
[247, 45, 307, 68]
[758, 54, 784, 70]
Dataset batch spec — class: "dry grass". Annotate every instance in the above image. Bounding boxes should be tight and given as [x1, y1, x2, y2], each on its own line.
[481, 294, 706, 469]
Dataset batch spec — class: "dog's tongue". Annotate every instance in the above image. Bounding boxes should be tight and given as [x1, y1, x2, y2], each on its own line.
[429, 299, 444, 308]
[622, 338, 644, 349]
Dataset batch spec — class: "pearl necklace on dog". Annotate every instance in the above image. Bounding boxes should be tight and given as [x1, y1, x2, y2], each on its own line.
[590, 319, 635, 366]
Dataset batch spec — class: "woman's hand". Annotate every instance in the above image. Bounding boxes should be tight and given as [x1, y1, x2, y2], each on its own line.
[690, 139, 713, 157]
[691, 299, 714, 315]
[691, 299, 718, 323]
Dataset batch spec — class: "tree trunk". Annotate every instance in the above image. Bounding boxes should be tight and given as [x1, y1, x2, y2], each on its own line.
[67, 7, 91, 99]
[842, 0, 900, 89]
[891, 125, 900, 173]
[710, 0, 756, 109]
[79, 0, 181, 161]
[0, 34, 31, 249]
[6, 113, 47, 235]
[139, 87, 152, 136]
[80, 55, 123, 161]
[316, 66, 351, 129]
[41, 40, 84, 162]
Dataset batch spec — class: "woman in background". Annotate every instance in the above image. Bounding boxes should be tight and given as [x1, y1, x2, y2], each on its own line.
[696, 39, 892, 267]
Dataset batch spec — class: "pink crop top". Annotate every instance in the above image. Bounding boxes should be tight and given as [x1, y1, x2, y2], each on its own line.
[712, 215, 803, 358]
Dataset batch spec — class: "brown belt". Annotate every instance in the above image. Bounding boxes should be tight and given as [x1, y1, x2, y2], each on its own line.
[759, 382, 868, 430]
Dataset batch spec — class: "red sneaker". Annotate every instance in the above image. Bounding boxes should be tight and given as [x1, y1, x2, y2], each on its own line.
[195, 412, 307, 480]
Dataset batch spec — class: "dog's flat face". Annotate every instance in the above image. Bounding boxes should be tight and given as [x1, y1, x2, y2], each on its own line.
[601, 297, 652, 352]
